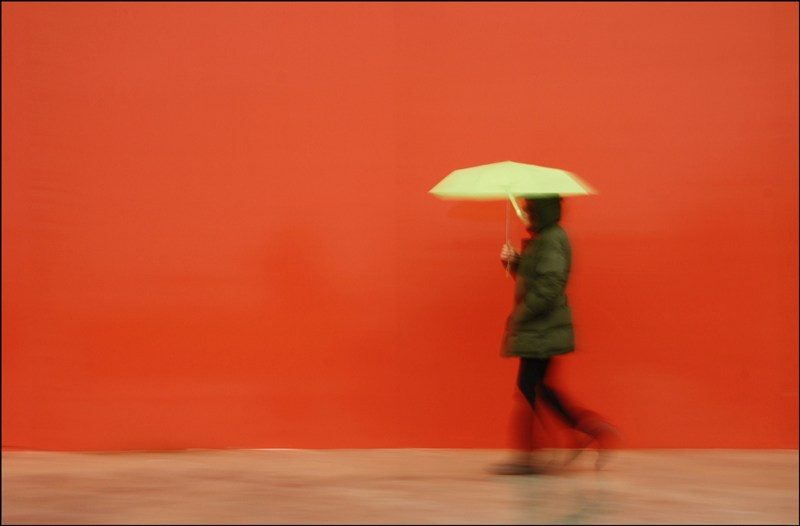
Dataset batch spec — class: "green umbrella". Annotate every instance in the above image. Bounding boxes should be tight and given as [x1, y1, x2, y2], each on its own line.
[429, 160, 597, 245]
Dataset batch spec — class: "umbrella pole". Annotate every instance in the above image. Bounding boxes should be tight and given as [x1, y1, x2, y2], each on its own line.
[505, 198, 510, 246]
[505, 198, 511, 277]
[504, 192, 525, 278]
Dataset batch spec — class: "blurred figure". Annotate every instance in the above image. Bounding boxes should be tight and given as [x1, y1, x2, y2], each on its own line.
[492, 196, 619, 475]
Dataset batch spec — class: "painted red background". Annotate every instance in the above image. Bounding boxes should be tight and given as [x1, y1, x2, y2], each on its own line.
[3, 3, 798, 451]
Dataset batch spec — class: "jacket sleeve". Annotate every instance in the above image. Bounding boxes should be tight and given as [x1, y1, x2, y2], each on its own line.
[521, 237, 568, 316]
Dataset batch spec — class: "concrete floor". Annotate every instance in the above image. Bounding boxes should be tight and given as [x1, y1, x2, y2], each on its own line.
[2, 448, 798, 525]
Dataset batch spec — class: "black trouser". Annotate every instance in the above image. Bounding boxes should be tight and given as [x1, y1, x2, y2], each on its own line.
[517, 357, 578, 429]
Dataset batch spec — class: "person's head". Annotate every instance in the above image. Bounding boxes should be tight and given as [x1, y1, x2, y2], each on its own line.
[523, 195, 562, 233]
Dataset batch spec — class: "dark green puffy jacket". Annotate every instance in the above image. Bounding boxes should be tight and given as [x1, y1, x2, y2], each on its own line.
[502, 198, 575, 358]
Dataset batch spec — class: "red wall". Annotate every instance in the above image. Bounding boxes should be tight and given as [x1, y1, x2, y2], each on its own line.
[2, 3, 798, 451]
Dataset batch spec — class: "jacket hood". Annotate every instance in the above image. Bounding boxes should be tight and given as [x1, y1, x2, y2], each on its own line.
[525, 196, 562, 233]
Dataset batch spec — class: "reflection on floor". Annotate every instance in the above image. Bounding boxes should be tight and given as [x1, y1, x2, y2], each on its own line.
[2, 449, 798, 525]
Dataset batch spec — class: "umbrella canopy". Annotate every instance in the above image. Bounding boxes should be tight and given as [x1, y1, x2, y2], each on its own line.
[429, 160, 597, 253]
[429, 160, 596, 200]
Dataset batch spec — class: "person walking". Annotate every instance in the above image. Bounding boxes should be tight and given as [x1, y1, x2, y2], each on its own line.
[493, 195, 619, 475]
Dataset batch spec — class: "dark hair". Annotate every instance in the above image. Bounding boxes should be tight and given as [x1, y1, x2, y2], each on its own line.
[525, 196, 562, 232]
